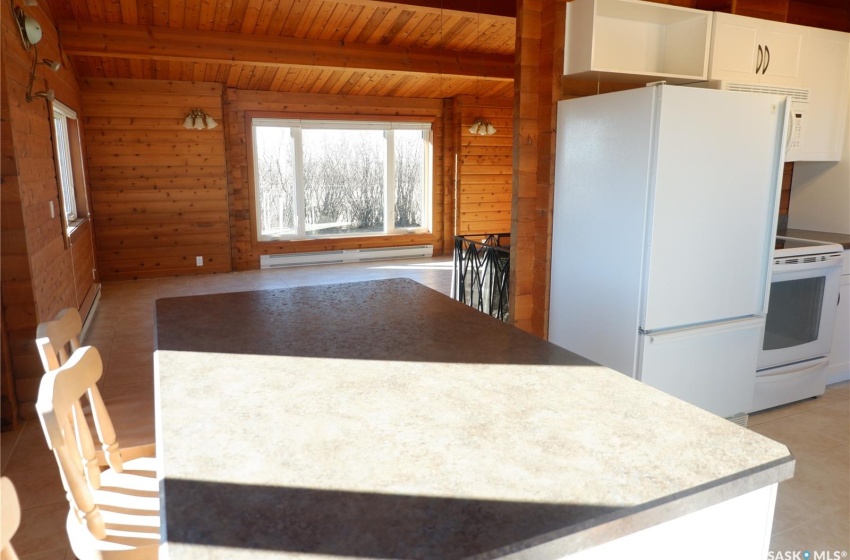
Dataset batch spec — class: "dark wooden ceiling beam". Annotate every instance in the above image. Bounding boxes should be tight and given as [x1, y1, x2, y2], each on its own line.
[59, 21, 514, 80]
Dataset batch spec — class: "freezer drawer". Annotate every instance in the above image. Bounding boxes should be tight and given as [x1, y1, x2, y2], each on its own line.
[639, 318, 764, 418]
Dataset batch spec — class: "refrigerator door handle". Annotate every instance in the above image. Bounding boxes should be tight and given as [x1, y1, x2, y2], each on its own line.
[646, 318, 764, 344]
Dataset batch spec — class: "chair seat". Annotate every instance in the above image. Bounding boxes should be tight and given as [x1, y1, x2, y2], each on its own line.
[66, 456, 161, 560]
[66, 506, 159, 560]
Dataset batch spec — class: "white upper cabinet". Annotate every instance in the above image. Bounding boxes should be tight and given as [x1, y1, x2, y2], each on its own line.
[710, 13, 804, 86]
[564, 0, 712, 84]
[794, 27, 849, 161]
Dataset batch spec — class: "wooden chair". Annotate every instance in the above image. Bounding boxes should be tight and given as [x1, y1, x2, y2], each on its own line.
[1, 477, 21, 560]
[36, 346, 160, 559]
[35, 307, 156, 467]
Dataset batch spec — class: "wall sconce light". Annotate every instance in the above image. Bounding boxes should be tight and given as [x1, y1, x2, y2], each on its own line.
[11, 1, 42, 52]
[25, 45, 59, 103]
[468, 118, 497, 136]
[41, 58, 61, 71]
[183, 109, 218, 130]
[12, 2, 58, 103]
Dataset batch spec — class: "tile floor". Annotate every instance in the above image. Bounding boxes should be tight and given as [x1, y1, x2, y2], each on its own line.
[1, 256, 848, 558]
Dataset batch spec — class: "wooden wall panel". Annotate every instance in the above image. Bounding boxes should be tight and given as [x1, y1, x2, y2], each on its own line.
[696, 0, 850, 32]
[224, 89, 447, 271]
[788, 0, 850, 32]
[81, 78, 231, 280]
[1, 0, 94, 417]
[1, 311, 18, 430]
[456, 97, 514, 236]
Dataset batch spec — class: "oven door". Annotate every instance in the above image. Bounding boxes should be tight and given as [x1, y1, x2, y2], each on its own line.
[757, 258, 842, 370]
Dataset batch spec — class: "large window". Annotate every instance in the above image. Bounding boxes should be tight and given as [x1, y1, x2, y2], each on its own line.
[252, 119, 432, 240]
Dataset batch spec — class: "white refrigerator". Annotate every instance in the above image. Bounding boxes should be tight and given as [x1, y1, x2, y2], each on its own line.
[548, 84, 789, 419]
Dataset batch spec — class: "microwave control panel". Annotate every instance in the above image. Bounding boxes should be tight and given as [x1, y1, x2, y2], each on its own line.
[789, 110, 805, 150]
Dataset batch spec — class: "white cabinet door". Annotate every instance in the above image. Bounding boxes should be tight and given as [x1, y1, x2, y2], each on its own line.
[709, 13, 803, 87]
[828, 257, 850, 384]
[711, 13, 762, 81]
[639, 318, 763, 418]
[760, 22, 803, 85]
[795, 30, 850, 161]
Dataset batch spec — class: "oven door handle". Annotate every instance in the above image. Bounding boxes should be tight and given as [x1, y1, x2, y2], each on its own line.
[772, 260, 842, 273]
[756, 356, 829, 379]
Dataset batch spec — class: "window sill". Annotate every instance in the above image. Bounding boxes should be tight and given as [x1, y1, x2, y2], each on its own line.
[257, 230, 432, 244]
[67, 218, 86, 238]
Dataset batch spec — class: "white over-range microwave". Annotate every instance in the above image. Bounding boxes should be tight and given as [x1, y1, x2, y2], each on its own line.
[752, 237, 844, 411]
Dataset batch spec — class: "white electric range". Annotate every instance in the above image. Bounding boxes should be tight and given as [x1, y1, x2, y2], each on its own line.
[752, 236, 844, 411]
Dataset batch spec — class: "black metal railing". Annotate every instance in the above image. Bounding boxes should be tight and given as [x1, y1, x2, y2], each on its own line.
[452, 234, 510, 322]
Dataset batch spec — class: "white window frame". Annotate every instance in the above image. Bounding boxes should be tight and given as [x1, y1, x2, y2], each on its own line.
[251, 118, 432, 242]
[52, 100, 81, 228]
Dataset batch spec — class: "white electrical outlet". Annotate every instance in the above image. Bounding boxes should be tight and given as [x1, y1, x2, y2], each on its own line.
[196, 256, 203, 267]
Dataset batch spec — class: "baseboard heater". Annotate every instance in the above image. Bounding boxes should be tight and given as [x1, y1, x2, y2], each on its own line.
[260, 245, 434, 269]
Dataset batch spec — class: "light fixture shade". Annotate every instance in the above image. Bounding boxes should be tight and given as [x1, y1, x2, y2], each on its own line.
[468, 122, 480, 135]
[183, 114, 195, 129]
[485, 123, 496, 135]
[205, 115, 218, 129]
[23, 15, 42, 46]
[193, 117, 205, 130]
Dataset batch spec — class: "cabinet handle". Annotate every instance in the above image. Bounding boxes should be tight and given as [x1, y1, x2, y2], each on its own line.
[763, 45, 770, 74]
[756, 45, 763, 74]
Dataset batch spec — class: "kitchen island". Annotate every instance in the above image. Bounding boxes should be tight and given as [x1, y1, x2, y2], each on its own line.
[154, 278, 793, 559]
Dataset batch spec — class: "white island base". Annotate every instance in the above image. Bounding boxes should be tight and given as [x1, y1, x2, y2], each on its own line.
[552, 484, 777, 560]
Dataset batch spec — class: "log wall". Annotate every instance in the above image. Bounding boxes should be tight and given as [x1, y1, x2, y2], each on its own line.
[455, 96, 514, 237]
[223, 89, 449, 270]
[81, 78, 231, 280]
[1, 1, 97, 417]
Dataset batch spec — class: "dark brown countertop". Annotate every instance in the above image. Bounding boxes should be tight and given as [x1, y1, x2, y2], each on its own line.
[780, 228, 850, 250]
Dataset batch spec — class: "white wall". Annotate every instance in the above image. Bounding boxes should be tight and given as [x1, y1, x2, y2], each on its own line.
[788, 99, 850, 234]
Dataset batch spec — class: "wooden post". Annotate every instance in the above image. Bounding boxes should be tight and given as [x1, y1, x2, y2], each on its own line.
[511, 0, 564, 338]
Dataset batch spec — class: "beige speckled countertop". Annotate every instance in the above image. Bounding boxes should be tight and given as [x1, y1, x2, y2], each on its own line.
[154, 279, 793, 559]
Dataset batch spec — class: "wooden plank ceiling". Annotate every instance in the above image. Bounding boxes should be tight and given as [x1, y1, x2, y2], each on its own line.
[51, 0, 517, 98]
